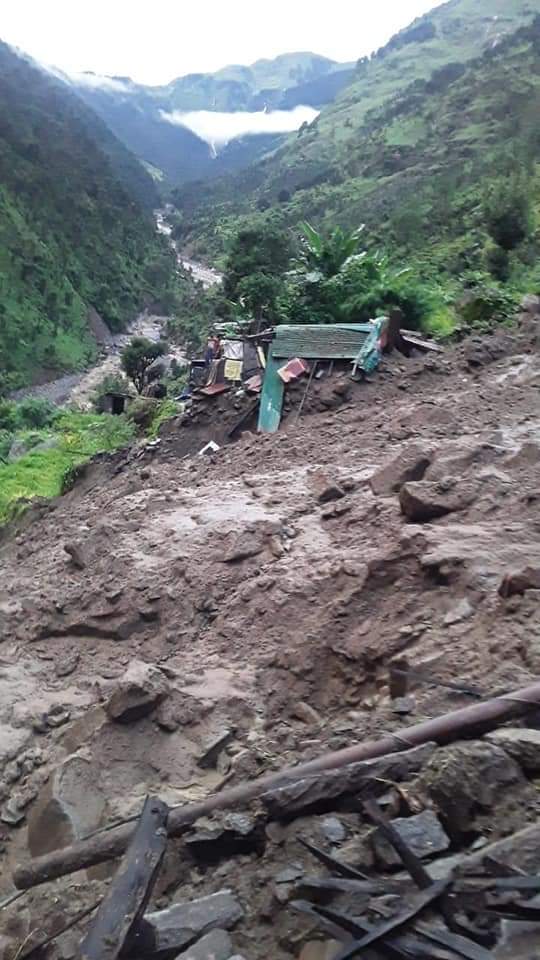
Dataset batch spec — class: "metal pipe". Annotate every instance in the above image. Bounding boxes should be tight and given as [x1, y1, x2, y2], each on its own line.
[13, 680, 540, 890]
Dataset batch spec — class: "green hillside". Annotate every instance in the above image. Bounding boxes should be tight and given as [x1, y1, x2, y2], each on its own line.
[0, 41, 172, 393]
[174, 0, 540, 304]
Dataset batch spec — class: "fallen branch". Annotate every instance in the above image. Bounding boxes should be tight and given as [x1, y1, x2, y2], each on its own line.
[14, 679, 540, 890]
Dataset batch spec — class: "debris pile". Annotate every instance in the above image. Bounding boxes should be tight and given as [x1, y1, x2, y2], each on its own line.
[0, 305, 539, 959]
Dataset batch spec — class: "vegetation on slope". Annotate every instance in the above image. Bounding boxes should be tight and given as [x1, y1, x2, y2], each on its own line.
[0, 41, 174, 393]
[0, 400, 135, 524]
[173, 4, 540, 322]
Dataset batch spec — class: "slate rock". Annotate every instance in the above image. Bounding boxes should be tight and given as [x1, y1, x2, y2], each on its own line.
[486, 727, 540, 775]
[391, 696, 415, 715]
[145, 891, 244, 953]
[105, 660, 169, 723]
[499, 565, 540, 598]
[399, 478, 478, 522]
[370, 443, 432, 496]
[372, 809, 450, 868]
[175, 929, 233, 960]
[521, 294, 540, 314]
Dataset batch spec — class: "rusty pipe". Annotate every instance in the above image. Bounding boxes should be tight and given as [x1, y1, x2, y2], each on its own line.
[13, 679, 540, 890]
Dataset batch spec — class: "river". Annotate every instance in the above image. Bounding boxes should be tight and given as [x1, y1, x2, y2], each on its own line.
[10, 212, 222, 408]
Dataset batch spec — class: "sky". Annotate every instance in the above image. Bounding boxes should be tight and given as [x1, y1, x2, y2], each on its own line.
[1, 0, 445, 86]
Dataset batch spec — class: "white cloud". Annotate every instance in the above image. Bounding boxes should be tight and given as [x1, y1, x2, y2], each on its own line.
[159, 105, 319, 151]
[69, 72, 134, 93]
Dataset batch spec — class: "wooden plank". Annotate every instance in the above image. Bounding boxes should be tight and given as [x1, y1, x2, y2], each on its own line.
[78, 795, 168, 960]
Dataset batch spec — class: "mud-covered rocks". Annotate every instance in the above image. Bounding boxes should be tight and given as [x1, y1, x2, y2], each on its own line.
[370, 443, 433, 496]
[399, 478, 478, 521]
[499, 565, 540, 598]
[311, 472, 346, 504]
[417, 741, 524, 839]
[105, 660, 170, 723]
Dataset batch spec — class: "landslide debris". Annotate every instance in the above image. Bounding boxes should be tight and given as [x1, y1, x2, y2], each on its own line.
[0, 317, 539, 959]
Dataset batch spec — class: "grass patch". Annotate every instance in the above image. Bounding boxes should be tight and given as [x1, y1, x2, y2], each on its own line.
[0, 411, 135, 524]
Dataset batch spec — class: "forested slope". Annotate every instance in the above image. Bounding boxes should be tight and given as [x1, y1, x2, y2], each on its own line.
[174, 0, 540, 300]
[0, 42, 168, 392]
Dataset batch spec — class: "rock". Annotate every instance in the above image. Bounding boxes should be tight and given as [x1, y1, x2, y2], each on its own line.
[312, 472, 346, 504]
[0, 797, 26, 826]
[499, 566, 540, 598]
[46, 705, 71, 728]
[198, 729, 236, 770]
[371, 809, 450, 868]
[443, 598, 474, 626]
[223, 531, 265, 563]
[145, 891, 243, 954]
[174, 929, 233, 960]
[55, 652, 80, 678]
[391, 696, 415, 715]
[399, 478, 478, 521]
[520, 294, 540, 315]
[370, 444, 432, 496]
[459, 822, 540, 876]
[320, 816, 347, 844]
[486, 728, 540, 775]
[291, 702, 323, 726]
[417, 741, 523, 839]
[63, 542, 86, 570]
[105, 660, 169, 723]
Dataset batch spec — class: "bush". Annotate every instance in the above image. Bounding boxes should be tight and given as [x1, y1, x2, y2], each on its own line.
[457, 281, 518, 329]
[15, 398, 58, 429]
[483, 171, 533, 251]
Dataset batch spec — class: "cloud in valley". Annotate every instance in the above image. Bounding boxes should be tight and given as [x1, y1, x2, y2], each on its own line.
[159, 105, 319, 150]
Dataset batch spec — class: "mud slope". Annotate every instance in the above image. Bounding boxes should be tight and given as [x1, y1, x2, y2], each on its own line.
[0, 311, 539, 959]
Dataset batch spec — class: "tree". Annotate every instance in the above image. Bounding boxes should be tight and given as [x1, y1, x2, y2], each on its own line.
[236, 273, 283, 329]
[121, 337, 166, 394]
[483, 171, 533, 251]
[224, 224, 292, 301]
[297, 222, 365, 279]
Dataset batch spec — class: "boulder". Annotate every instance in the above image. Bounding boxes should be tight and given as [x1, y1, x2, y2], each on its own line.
[320, 816, 347, 844]
[499, 566, 540, 598]
[370, 443, 432, 496]
[399, 478, 478, 522]
[105, 660, 169, 723]
[371, 809, 450, 869]
[417, 741, 523, 839]
[486, 728, 540, 776]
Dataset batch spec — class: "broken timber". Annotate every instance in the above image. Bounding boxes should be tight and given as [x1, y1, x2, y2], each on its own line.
[13, 680, 540, 890]
[78, 796, 168, 960]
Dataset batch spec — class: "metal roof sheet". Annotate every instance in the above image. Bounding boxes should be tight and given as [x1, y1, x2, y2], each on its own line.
[271, 323, 373, 359]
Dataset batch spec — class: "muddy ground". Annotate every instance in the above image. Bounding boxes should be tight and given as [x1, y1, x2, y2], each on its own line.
[0, 308, 539, 959]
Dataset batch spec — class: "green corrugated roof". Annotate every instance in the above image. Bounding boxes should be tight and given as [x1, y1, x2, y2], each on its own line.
[271, 323, 373, 359]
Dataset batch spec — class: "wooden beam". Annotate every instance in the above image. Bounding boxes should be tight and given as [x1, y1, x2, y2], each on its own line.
[78, 796, 168, 960]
